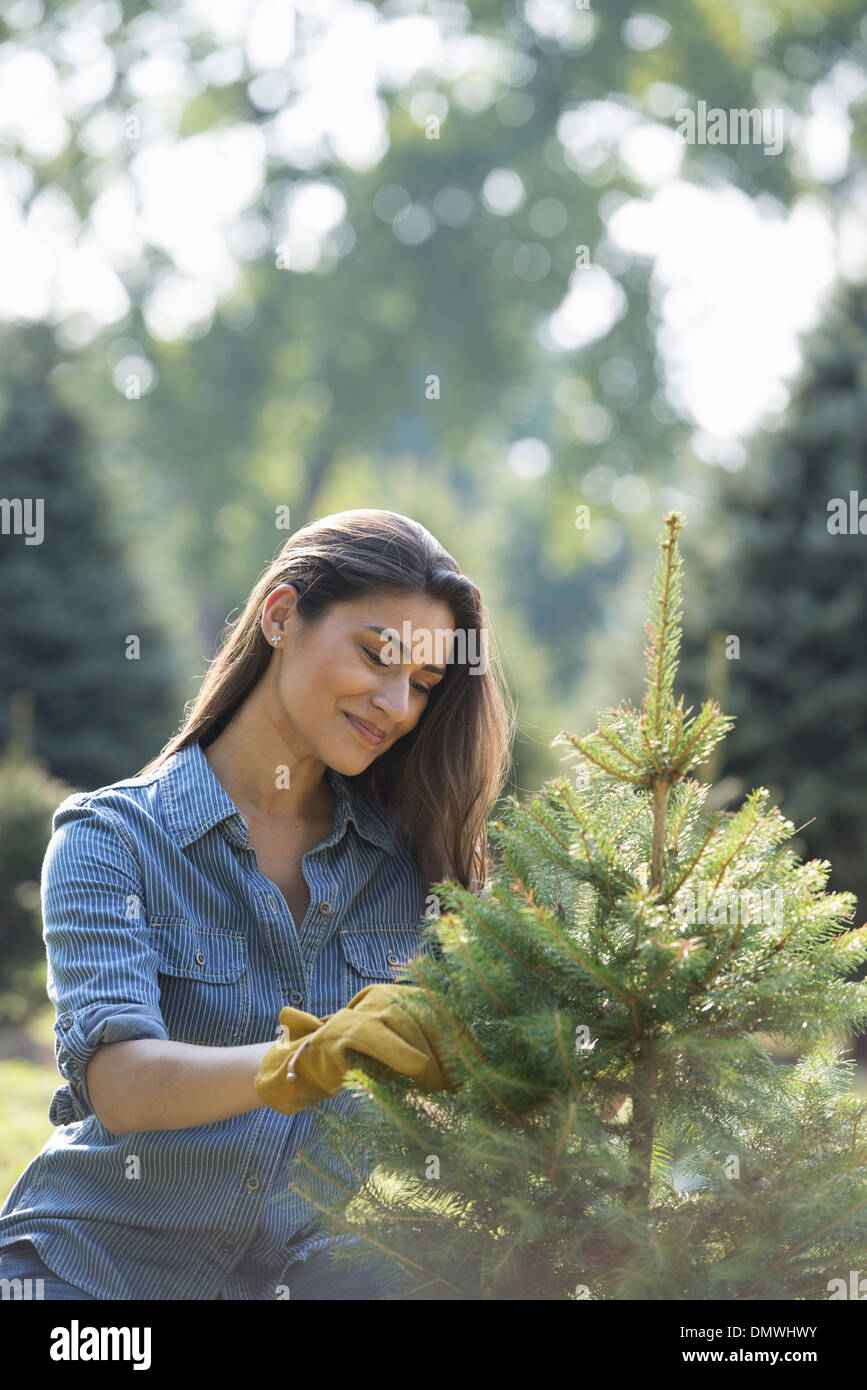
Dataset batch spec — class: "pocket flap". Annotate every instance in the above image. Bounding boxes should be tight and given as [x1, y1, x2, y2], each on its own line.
[150, 916, 247, 983]
[338, 927, 425, 980]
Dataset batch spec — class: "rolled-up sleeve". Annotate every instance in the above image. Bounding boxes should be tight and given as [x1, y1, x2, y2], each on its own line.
[42, 796, 170, 1126]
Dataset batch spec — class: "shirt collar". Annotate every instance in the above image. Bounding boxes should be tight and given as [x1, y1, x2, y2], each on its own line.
[159, 740, 396, 855]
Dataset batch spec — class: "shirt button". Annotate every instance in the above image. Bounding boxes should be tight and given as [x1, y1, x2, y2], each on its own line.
[59, 1017, 71, 1030]
[220, 1239, 233, 1254]
[246, 1176, 260, 1192]
[289, 990, 303, 1005]
[195, 950, 206, 966]
[387, 952, 401, 965]
[319, 902, 331, 914]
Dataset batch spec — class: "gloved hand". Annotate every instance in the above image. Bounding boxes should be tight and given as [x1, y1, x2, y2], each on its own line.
[255, 983, 458, 1115]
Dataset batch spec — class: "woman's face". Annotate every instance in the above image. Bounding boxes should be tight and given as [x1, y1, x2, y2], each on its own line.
[265, 586, 456, 772]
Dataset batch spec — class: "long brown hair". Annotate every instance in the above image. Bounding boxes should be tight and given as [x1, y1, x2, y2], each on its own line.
[136, 510, 515, 895]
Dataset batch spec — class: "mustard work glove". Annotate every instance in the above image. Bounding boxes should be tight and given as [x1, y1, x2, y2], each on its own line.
[255, 983, 457, 1115]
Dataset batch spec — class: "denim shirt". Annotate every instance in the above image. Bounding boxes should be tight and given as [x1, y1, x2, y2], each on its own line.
[0, 740, 431, 1299]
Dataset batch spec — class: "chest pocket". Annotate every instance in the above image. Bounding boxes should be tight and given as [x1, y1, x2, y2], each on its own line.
[150, 915, 250, 1046]
[338, 925, 427, 1003]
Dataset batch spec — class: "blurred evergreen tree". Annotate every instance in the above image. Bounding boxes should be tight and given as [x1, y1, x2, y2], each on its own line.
[0, 692, 74, 1025]
[0, 323, 179, 790]
[677, 278, 867, 1058]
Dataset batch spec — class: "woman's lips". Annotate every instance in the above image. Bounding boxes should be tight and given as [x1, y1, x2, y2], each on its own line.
[344, 712, 385, 745]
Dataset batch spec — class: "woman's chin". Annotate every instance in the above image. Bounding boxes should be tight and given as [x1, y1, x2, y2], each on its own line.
[330, 742, 377, 774]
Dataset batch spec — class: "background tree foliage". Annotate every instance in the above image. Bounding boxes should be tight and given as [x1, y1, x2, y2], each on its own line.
[0, 0, 865, 1046]
[677, 280, 867, 1059]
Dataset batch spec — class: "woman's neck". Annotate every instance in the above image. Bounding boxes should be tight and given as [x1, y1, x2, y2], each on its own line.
[201, 706, 334, 823]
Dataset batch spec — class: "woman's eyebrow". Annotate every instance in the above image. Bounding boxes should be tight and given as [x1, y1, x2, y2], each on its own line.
[362, 625, 447, 675]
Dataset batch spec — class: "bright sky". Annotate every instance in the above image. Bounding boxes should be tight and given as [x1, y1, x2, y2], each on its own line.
[0, 0, 865, 452]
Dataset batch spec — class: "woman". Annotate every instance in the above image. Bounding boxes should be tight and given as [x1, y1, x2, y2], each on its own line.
[0, 509, 513, 1299]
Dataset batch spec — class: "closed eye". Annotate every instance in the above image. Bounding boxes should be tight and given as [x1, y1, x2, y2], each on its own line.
[362, 647, 432, 696]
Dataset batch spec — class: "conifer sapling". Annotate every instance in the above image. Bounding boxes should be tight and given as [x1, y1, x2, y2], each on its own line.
[280, 513, 867, 1300]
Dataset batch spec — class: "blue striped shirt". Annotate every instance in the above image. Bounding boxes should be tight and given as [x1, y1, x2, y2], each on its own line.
[0, 740, 431, 1299]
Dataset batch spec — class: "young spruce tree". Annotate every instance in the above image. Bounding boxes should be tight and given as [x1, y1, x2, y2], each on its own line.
[283, 513, 867, 1300]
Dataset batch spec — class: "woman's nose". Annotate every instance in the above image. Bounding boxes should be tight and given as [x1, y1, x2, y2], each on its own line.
[374, 680, 412, 722]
